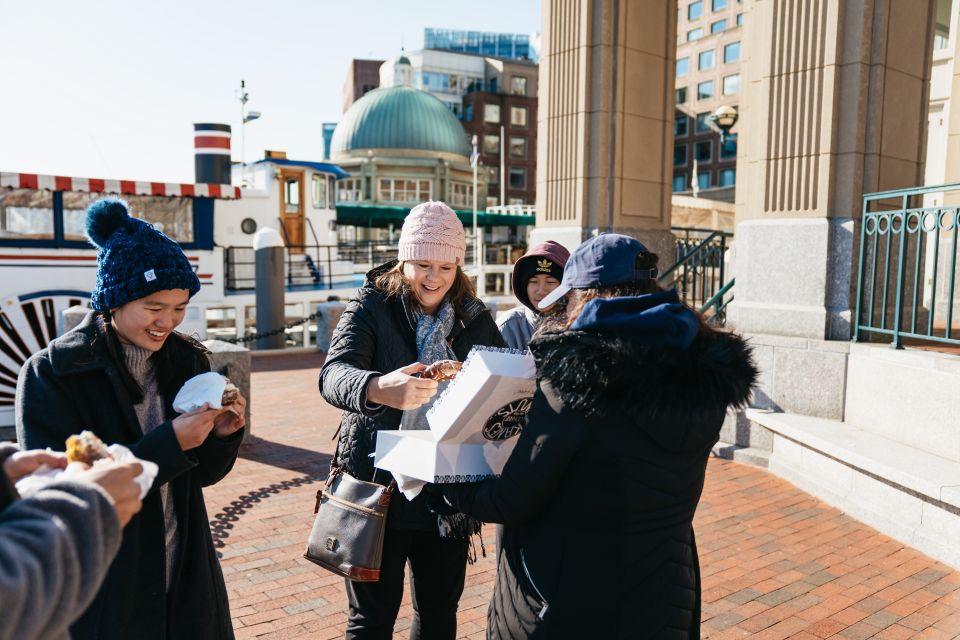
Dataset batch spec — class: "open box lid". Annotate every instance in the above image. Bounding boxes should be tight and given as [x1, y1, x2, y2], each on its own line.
[426, 347, 536, 444]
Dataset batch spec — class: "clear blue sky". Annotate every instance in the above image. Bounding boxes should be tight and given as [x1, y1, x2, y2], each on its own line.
[0, 0, 540, 183]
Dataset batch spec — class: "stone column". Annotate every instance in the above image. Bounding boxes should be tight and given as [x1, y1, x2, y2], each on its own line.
[532, 0, 677, 260]
[732, 0, 936, 340]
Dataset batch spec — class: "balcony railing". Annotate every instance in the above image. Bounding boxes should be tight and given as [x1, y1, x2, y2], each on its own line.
[853, 183, 960, 348]
[660, 226, 733, 323]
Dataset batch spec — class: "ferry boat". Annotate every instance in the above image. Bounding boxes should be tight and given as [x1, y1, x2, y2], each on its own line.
[0, 123, 534, 430]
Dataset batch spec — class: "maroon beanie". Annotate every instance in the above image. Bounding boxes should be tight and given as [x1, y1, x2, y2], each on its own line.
[512, 240, 571, 311]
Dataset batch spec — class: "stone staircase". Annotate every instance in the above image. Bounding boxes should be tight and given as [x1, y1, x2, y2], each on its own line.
[716, 336, 960, 568]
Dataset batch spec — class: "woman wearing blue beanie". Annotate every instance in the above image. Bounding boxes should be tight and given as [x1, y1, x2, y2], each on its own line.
[16, 198, 246, 640]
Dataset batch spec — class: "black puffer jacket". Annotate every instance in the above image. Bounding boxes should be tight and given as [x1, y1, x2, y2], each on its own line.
[319, 261, 505, 530]
[442, 317, 757, 639]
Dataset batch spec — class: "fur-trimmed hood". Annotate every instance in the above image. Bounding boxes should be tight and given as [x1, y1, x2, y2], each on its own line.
[530, 316, 757, 449]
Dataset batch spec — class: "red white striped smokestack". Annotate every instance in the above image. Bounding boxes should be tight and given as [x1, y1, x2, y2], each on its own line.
[193, 123, 232, 185]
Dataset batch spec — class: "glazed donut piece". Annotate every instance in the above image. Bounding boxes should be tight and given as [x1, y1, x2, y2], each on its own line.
[221, 380, 239, 406]
[421, 360, 462, 381]
[66, 430, 113, 465]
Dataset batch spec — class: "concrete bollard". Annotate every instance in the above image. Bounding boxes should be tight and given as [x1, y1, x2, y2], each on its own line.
[315, 301, 347, 353]
[59, 305, 91, 336]
[203, 339, 252, 436]
[253, 228, 286, 351]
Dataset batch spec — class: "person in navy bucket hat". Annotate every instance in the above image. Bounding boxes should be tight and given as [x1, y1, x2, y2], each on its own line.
[438, 231, 758, 639]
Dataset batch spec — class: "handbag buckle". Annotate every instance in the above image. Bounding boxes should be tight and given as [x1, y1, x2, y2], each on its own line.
[325, 537, 338, 551]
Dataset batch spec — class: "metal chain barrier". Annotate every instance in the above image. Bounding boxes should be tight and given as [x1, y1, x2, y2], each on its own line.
[225, 312, 318, 345]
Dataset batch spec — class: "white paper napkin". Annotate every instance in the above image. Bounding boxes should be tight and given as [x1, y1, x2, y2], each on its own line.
[15, 444, 159, 500]
[173, 371, 228, 413]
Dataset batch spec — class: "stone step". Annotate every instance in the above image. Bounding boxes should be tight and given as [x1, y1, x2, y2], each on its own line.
[747, 408, 960, 569]
[712, 441, 770, 468]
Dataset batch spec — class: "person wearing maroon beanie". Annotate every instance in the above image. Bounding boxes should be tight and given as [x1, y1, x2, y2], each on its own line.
[497, 240, 570, 349]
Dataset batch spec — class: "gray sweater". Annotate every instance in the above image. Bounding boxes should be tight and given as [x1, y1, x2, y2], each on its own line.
[496, 305, 540, 351]
[0, 444, 121, 640]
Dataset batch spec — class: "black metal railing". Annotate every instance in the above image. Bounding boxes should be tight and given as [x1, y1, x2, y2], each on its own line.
[853, 183, 960, 349]
[660, 227, 733, 322]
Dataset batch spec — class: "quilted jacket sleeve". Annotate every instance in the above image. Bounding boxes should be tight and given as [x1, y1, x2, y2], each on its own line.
[319, 292, 386, 417]
[441, 381, 583, 525]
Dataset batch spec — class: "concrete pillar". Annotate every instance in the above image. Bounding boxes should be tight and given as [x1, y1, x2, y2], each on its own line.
[204, 339, 252, 436]
[732, 0, 936, 340]
[532, 0, 677, 260]
[253, 228, 286, 350]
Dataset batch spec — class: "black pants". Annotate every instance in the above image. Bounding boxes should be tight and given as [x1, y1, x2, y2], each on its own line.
[345, 527, 468, 640]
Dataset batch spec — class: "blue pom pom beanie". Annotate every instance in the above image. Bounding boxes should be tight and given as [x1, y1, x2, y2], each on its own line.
[85, 198, 200, 311]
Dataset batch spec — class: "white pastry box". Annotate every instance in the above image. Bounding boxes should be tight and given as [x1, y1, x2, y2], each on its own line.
[374, 348, 536, 483]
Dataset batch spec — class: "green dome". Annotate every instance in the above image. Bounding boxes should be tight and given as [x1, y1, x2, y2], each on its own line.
[331, 86, 470, 158]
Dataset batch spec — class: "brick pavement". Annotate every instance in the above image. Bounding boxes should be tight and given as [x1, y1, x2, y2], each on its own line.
[202, 353, 960, 639]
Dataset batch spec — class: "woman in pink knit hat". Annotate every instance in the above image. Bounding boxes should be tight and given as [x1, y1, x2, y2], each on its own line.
[320, 201, 504, 640]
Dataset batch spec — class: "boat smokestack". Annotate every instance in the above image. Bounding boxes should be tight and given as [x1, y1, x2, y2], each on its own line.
[193, 123, 232, 184]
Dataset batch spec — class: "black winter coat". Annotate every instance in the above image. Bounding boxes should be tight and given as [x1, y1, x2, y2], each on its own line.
[442, 325, 757, 639]
[319, 261, 505, 530]
[16, 312, 242, 640]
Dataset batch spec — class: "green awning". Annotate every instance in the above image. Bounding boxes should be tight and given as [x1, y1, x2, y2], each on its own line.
[336, 203, 535, 228]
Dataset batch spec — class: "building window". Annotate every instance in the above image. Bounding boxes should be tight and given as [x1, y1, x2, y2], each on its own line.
[687, 28, 704, 41]
[697, 80, 714, 100]
[676, 57, 690, 76]
[674, 144, 688, 167]
[696, 112, 712, 132]
[510, 106, 528, 127]
[487, 166, 499, 185]
[695, 140, 712, 162]
[483, 134, 500, 155]
[377, 178, 432, 203]
[676, 87, 688, 104]
[464, 103, 474, 122]
[509, 167, 526, 189]
[509, 137, 527, 158]
[688, 1, 703, 20]
[673, 174, 687, 192]
[711, 19, 727, 33]
[724, 41, 741, 63]
[696, 171, 711, 190]
[337, 178, 363, 202]
[675, 114, 689, 137]
[484, 104, 501, 124]
[723, 74, 740, 95]
[511, 76, 528, 96]
[720, 134, 738, 158]
[736, 12, 743, 26]
[449, 182, 474, 208]
[698, 50, 715, 70]
[719, 168, 736, 187]
[712, 0, 727, 10]
[312, 174, 328, 209]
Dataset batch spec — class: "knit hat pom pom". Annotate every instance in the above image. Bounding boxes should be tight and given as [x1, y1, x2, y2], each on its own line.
[85, 198, 132, 248]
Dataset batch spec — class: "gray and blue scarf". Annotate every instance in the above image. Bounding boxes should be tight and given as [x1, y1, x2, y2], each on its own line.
[410, 300, 485, 556]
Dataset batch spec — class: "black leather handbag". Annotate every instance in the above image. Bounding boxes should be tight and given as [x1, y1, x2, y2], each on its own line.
[303, 465, 395, 582]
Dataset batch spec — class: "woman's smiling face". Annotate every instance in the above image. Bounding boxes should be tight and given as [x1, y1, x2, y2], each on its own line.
[111, 289, 190, 351]
[403, 260, 457, 315]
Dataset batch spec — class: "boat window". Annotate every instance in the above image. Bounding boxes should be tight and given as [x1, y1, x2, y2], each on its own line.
[62, 192, 194, 243]
[0, 189, 54, 240]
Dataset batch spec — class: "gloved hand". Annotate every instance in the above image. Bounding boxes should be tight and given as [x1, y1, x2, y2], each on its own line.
[421, 483, 459, 516]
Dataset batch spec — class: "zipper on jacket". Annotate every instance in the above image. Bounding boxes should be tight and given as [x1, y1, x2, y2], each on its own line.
[520, 548, 549, 620]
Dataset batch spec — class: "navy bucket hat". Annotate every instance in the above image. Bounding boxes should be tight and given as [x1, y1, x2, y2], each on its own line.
[537, 233, 658, 310]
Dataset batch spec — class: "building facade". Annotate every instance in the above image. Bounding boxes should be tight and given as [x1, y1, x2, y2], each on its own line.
[461, 58, 538, 208]
[342, 59, 384, 114]
[378, 50, 540, 208]
[673, 0, 744, 199]
[423, 28, 536, 61]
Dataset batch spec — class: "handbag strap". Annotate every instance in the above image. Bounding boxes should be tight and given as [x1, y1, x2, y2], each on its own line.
[328, 422, 395, 490]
